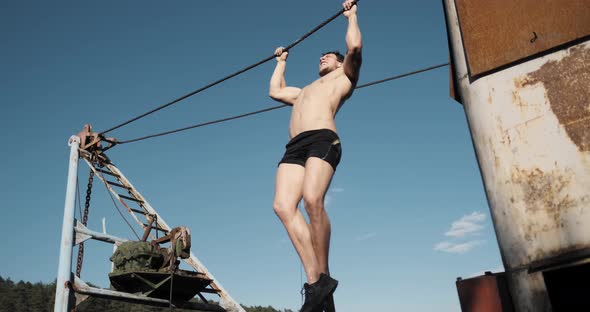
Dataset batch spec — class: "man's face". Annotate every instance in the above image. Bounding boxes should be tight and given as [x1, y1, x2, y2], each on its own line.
[319, 53, 342, 76]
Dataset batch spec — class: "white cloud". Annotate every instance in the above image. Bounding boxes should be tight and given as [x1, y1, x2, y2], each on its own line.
[433, 212, 489, 254]
[355, 232, 377, 242]
[434, 240, 485, 254]
[445, 211, 486, 237]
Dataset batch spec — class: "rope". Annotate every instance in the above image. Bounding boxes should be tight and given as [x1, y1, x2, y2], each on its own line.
[355, 63, 449, 89]
[99, 176, 141, 240]
[114, 105, 287, 144]
[99, 2, 357, 136]
[106, 62, 448, 145]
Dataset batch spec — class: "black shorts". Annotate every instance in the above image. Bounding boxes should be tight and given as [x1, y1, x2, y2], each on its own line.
[279, 129, 342, 171]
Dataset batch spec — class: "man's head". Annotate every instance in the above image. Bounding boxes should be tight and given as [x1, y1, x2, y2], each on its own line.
[319, 51, 344, 76]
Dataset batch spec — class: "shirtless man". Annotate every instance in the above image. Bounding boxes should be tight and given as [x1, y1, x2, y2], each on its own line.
[269, 1, 362, 311]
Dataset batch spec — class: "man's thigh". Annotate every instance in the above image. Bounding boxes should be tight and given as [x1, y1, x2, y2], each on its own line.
[303, 157, 335, 201]
[275, 163, 306, 208]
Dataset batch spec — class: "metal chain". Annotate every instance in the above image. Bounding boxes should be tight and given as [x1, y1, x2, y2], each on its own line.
[76, 169, 94, 277]
[154, 214, 159, 239]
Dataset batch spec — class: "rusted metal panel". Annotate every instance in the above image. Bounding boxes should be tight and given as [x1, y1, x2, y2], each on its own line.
[521, 45, 590, 152]
[456, 272, 514, 312]
[444, 0, 590, 310]
[454, 0, 590, 78]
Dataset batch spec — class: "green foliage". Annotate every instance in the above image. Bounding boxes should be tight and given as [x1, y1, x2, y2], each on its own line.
[0, 276, 292, 312]
[0, 277, 55, 312]
[243, 306, 294, 312]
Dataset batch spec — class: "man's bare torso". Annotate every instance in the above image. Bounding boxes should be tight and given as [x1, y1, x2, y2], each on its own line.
[289, 68, 353, 138]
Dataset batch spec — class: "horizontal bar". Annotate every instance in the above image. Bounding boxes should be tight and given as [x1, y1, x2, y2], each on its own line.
[119, 194, 144, 203]
[130, 208, 146, 214]
[75, 220, 128, 245]
[200, 288, 220, 294]
[142, 224, 168, 233]
[152, 235, 172, 244]
[73, 277, 225, 311]
[528, 247, 590, 273]
[107, 180, 129, 189]
[95, 168, 119, 177]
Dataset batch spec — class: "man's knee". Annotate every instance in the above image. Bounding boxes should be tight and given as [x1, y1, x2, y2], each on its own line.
[273, 199, 295, 221]
[303, 194, 325, 217]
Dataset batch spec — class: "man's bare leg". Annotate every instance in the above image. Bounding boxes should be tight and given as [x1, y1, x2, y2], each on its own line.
[274, 163, 321, 283]
[303, 157, 338, 312]
[303, 157, 335, 276]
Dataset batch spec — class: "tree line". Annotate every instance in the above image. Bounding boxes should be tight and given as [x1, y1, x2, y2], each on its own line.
[0, 276, 293, 312]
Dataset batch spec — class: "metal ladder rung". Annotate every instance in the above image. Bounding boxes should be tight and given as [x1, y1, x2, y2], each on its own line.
[119, 194, 144, 203]
[95, 168, 120, 178]
[130, 208, 146, 214]
[142, 224, 168, 233]
[199, 288, 220, 294]
[107, 180, 129, 189]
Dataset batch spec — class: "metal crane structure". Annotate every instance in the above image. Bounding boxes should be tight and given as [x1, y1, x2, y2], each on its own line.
[54, 126, 245, 312]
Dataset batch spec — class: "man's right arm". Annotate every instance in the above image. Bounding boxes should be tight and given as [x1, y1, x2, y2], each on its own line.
[342, 1, 362, 85]
[269, 47, 301, 105]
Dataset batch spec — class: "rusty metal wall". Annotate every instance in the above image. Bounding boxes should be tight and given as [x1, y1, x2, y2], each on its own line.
[455, 0, 590, 77]
[456, 272, 514, 312]
[444, 0, 590, 310]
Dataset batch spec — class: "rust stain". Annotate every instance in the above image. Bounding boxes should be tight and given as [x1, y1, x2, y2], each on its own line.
[523, 45, 590, 151]
[510, 167, 576, 257]
[501, 114, 551, 151]
[513, 77, 526, 89]
[511, 90, 528, 110]
[456, 0, 590, 77]
[487, 137, 503, 170]
[510, 167, 590, 262]
[511, 167, 575, 222]
[500, 130, 512, 146]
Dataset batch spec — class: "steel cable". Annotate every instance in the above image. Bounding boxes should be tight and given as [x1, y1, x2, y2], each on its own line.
[105, 62, 449, 145]
[100, 2, 357, 136]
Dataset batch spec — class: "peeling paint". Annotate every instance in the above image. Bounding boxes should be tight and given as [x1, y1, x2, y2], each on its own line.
[523, 45, 590, 151]
[511, 90, 528, 111]
[510, 167, 581, 262]
[511, 167, 575, 216]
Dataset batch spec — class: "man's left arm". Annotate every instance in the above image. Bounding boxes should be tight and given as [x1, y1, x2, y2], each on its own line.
[342, 1, 362, 85]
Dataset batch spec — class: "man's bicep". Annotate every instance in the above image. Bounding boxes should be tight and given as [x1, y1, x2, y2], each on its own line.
[271, 86, 301, 105]
[284, 87, 301, 99]
[343, 51, 362, 84]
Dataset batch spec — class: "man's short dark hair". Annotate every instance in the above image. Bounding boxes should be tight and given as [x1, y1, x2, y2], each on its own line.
[322, 51, 344, 63]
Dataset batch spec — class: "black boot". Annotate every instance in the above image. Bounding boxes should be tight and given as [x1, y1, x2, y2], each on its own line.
[323, 294, 336, 312]
[300, 274, 338, 312]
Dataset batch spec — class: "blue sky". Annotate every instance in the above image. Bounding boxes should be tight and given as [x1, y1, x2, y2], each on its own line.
[0, 1, 503, 311]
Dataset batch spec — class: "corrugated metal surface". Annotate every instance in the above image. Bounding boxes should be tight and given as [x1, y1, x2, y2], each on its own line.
[455, 0, 590, 78]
